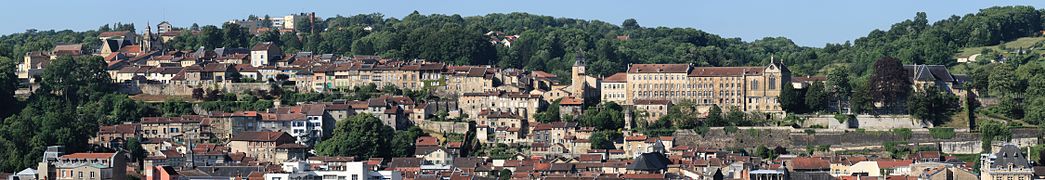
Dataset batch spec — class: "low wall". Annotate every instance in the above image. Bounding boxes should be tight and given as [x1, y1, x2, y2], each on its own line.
[416, 121, 471, 134]
[121, 82, 271, 96]
[802, 114, 931, 130]
[674, 127, 1042, 151]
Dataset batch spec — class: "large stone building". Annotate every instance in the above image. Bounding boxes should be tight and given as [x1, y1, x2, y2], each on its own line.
[613, 60, 790, 113]
[980, 143, 1033, 180]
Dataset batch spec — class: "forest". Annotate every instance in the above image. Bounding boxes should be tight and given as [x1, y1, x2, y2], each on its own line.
[0, 5, 1043, 172]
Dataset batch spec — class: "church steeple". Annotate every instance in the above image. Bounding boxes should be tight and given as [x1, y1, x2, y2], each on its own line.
[141, 22, 153, 52]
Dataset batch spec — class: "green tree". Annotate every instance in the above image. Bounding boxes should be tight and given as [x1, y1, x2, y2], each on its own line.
[589, 131, 621, 149]
[222, 23, 250, 48]
[0, 57, 18, 118]
[126, 137, 146, 161]
[804, 82, 829, 112]
[498, 169, 512, 180]
[906, 86, 961, 124]
[199, 25, 223, 49]
[826, 69, 851, 112]
[779, 82, 806, 113]
[978, 120, 1011, 152]
[989, 65, 1021, 97]
[315, 114, 395, 159]
[390, 126, 424, 157]
[705, 105, 726, 126]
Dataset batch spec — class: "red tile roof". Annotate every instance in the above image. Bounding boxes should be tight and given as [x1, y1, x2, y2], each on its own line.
[688, 67, 765, 77]
[416, 136, 439, 147]
[231, 131, 292, 142]
[877, 160, 913, 169]
[628, 64, 690, 73]
[61, 153, 115, 159]
[789, 157, 830, 170]
[603, 73, 627, 83]
[559, 96, 584, 106]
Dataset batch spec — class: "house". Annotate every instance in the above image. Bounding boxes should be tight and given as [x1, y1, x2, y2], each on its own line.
[141, 115, 206, 143]
[633, 99, 672, 123]
[414, 146, 452, 166]
[250, 42, 283, 67]
[558, 96, 584, 118]
[601, 73, 628, 104]
[904, 64, 960, 94]
[36, 150, 126, 180]
[981, 143, 1033, 180]
[91, 123, 140, 149]
[228, 131, 307, 163]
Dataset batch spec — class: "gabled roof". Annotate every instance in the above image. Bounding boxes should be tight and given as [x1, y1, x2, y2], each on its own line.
[230, 131, 292, 142]
[603, 73, 627, 83]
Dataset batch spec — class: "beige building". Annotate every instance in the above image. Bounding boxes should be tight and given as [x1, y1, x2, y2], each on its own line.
[228, 131, 308, 163]
[633, 99, 671, 123]
[141, 115, 206, 143]
[37, 151, 127, 180]
[601, 73, 628, 104]
[459, 91, 545, 122]
[981, 144, 1033, 180]
[623, 61, 789, 113]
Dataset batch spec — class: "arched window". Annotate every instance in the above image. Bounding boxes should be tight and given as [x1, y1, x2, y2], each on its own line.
[768, 75, 777, 90]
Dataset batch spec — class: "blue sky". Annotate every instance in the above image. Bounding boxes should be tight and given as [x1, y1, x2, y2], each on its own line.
[4, 1, 1044, 47]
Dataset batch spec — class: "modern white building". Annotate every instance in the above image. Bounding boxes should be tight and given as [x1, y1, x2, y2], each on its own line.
[265, 160, 401, 180]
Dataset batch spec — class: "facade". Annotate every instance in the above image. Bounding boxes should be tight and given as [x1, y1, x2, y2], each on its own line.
[980, 144, 1033, 180]
[91, 123, 140, 149]
[250, 42, 283, 67]
[141, 115, 206, 143]
[228, 131, 308, 163]
[459, 91, 544, 122]
[601, 73, 628, 104]
[623, 60, 789, 113]
[37, 152, 127, 180]
[633, 99, 671, 123]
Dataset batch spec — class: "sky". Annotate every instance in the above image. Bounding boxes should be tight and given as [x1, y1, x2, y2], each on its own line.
[4, 1, 1045, 47]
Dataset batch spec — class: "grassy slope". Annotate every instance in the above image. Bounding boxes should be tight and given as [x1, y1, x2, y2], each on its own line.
[956, 37, 1045, 58]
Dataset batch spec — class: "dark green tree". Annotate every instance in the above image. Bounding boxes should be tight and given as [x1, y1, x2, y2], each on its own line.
[804, 82, 829, 112]
[315, 114, 395, 159]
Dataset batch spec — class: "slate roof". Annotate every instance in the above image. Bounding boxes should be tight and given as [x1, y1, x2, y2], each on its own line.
[904, 65, 955, 82]
[626, 152, 670, 171]
[992, 144, 1031, 169]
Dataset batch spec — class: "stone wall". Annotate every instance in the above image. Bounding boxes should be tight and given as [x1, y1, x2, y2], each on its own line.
[416, 121, 472, 134]
[802, 114, 931, 130]
[121, 82, 271, 96]
[674, 127, 1042, 150]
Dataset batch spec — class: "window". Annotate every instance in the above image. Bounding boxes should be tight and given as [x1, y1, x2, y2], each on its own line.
[751, 80, 759, 90]
[769, 76, 777, 90]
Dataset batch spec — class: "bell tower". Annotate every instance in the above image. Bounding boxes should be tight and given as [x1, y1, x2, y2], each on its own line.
[141, 22, 153, 52]
[571, 54, 587, 96]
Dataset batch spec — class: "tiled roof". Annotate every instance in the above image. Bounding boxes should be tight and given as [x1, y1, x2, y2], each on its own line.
[789, 157, 830, 170]
[628, 64, 690, 73]
[61, 153, 114, 159]
[559, 96, 584, 105]
[688, 66, 765, 77]
[230, 131, 291, 142]
[633, 99, 671, 105]
[603, 73, 627, 83]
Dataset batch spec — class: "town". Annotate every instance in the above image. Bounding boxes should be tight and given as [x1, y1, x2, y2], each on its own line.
[2, 4, 1045, 180]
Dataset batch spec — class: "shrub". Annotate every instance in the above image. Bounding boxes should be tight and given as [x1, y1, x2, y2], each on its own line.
[724, 126, 739, 134]
[804, 129, 816, 135]
[929, 127, 955, 139]
[891, 128, 913, 140]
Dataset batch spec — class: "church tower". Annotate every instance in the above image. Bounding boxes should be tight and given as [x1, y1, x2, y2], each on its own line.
[141, 23, 153, 52]
[570, 54, 587, 96]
